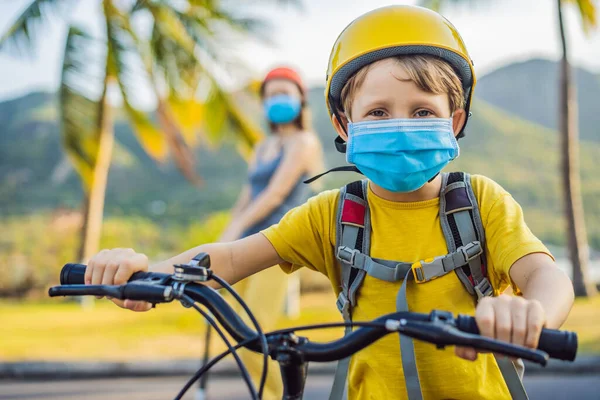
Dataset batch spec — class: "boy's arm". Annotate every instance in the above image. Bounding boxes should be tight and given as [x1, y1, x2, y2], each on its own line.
[85, 233, 282, 311]
[509, 253, 574, 329]
[151, 234, 282, 287]
[458, 176, 575, 361]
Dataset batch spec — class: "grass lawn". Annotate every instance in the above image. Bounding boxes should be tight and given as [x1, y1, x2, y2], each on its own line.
[0, 292, 341, 361]
[1, 293, 598, 361]
[561, 296, 600, 354]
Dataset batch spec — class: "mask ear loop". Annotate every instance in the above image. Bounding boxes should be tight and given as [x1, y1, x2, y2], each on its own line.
[428, 114, 459, 184]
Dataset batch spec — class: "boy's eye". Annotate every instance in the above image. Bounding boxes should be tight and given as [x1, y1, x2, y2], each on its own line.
[368, 110, 386, 117]
[415, 110, 433, 117]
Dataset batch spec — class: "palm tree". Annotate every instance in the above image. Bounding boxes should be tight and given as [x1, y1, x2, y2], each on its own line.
[0, 0, 287, 262]
[421, 0, 598, 297]
[556, 0, 597, 296]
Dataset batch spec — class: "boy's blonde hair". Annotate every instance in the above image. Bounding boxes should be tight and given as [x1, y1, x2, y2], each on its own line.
[340, 55, 465, 118]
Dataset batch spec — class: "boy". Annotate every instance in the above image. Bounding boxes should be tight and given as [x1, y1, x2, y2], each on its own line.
[85, 5, 574, 400]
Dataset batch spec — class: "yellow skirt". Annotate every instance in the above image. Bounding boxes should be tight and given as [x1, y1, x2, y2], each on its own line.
[234, 266, 290, 400]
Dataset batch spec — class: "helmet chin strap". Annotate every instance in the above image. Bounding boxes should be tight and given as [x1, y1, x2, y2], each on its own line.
[303, 165, 361, 184]
[302, 111, 358, 184]
[303, 164, 439, 187]
[334, 136, 347, 153]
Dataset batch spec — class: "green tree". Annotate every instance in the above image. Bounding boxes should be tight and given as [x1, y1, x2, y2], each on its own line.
[0, 0, 285, 261]
[421, 0, 598, 297]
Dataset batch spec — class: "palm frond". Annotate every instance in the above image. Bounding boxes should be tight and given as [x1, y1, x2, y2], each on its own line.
[568, 0, 598, 33]
[104, 0, 169, 162]
[150, 20, 200, 93]
[131, 0, 272, 171]
[119, 1, 205, 184]
[182, 3, 274, 45]
[124, 103, 170, 160]
[200, 84, 228, 146]
[0, 0, 72, 56]
[174, 9, 237, 68]
[149, 3, 197, 53]
[200, 77, 264, 149]
[167, 94, 205, 146]
[198, 6, 272, 36]
[59, 25, 101, 190]
[156, 99, 204, 186]
[132, 0, 150, 13]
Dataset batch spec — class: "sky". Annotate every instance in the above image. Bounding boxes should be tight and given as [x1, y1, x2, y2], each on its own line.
[0, 0, 598, 102]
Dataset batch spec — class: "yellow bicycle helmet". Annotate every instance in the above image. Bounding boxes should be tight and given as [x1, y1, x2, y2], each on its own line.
[325, 5, 476, 146]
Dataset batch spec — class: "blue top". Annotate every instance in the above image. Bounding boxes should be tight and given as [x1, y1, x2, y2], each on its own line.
[240, 146, 310, 237]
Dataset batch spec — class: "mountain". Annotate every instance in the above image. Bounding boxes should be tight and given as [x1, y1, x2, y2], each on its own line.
[0, 59, 599, 249]
[476, 58, 600, 142]
[0, 92, 248, 223]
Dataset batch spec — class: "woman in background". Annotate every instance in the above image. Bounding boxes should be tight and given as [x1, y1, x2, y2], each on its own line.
[219, 66, 324, 399]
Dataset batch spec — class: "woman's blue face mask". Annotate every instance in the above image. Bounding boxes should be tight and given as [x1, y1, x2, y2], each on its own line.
[346, 118, 460, 193]
[264, 94, 301, 124]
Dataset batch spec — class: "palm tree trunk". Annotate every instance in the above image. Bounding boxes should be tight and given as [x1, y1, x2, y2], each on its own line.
[557, 0, 596, 297]
[77, 77, 115, 262]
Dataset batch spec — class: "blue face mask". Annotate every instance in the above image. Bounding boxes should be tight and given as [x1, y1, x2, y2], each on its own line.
[346, 118, 459, 193]
[264, 94, 301, 125]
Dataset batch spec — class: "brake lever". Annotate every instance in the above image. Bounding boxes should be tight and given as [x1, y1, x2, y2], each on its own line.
[391, 319, 549, 366]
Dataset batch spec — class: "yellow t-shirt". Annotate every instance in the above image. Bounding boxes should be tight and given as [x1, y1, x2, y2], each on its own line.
[262, 174, 552, 400]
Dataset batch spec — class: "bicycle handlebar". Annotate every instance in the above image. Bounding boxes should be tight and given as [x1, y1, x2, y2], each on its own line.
[56, 264, 257, 345]
[52, 263, 578, 363]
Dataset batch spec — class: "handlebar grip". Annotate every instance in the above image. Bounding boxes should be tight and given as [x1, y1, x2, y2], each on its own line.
[60, 263, 156, 285]
[456, 315, 577, 361]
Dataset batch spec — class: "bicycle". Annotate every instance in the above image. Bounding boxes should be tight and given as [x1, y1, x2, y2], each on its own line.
[49, 253, 579, 400]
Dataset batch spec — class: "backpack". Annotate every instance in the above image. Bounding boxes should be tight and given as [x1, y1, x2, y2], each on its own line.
[328, 172, 527, 400]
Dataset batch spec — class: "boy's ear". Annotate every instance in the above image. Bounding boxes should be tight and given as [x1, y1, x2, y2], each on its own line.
[332, 113, 349, 141]
[452, 109, 467, 137]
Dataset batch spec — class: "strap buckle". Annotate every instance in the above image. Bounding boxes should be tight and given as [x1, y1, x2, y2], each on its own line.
[336, 246, 359, 265]
[411, 259, 432, 283]
[336, 292, 351, 321]
[412, 255, 448, 283]
[474, 278, 493, 300]
[459, 241, 483, 263]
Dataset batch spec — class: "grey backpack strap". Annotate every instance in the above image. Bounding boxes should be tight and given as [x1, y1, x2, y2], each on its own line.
[440, 172, 492, 299]
[331, 175, 526, 400]
[394, 239, 485, 399]
[441, 172, 528, 400]
[496, 356, 528, 399]
[330, 180, 370, 400]
[396, 269, 422, 400]
[337, 247, 412, 282]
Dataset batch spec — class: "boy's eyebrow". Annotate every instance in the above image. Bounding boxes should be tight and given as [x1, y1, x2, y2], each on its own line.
[356, 97, 393, 110]
[407, 98, 441, 108]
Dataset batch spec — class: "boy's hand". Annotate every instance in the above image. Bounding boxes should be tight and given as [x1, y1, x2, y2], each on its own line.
[85, 248, 152, 312]
[455, 294, 545, 361]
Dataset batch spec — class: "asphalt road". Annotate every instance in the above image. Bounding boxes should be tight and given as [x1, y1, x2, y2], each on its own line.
[1, 374, 599, 399]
